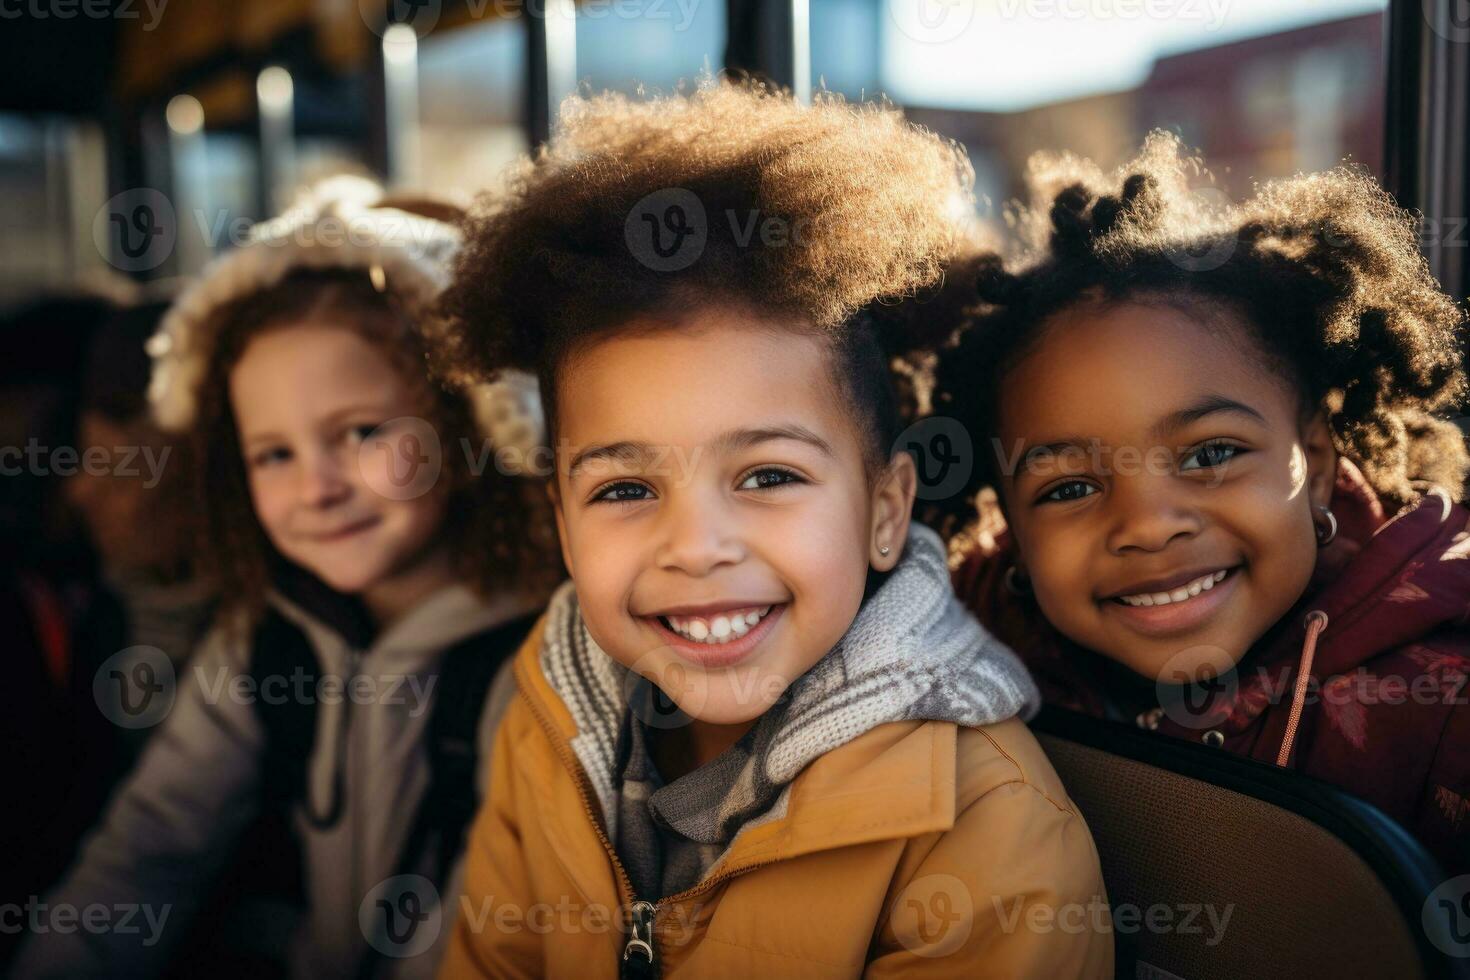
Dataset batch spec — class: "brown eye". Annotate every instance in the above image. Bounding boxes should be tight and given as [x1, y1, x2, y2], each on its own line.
[593, 481, 653, 504]
[1182, 442, 1241, 472]
[738, 467, 803, 491]
[1042, 480, 1096, 503]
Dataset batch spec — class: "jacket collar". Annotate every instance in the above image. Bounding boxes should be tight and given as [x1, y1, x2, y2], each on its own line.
[511, 628, 957, 882]
[268, 579, 545, 671]
[1250, 461, 1470, 679]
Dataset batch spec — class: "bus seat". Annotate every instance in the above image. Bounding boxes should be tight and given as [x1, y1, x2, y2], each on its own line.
[1031, 706, 1469, 980]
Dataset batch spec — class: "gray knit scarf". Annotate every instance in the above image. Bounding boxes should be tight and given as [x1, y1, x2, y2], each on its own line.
[537, 522, 1041, 899]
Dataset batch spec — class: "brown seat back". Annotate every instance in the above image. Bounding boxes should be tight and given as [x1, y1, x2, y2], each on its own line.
[1032, 707, 1464, 980]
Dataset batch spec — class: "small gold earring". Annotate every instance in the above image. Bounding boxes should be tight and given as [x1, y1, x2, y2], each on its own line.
[878, 545, 891, 556]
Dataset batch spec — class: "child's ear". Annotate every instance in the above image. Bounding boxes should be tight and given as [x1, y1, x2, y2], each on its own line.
[1302, 409, 1339, 511]
[546, 479, 576, 574]
[870, 451, 918, 571]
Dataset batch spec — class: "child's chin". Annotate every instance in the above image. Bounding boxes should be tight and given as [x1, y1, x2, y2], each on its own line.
[683, 699, 777, 727]
[305, 563, 382, 596]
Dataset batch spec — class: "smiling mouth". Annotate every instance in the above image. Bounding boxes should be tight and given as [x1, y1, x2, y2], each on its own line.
[1111, 568, 1234, 607]
[311, 516, 381, 542]
[1101, 565, 1242, 637]
[642, 601, 788, 667]
[655, 605, 776, 645]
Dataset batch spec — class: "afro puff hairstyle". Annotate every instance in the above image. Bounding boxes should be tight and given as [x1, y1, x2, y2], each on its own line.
[923, 132, 1469, 548]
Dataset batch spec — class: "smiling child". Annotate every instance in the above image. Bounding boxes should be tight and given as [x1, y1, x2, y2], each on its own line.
[937, 134, 1470, 873]
[434, 82, 1113, 977]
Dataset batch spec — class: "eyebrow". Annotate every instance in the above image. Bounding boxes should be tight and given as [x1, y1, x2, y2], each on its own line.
[1152, 395, 1267, 436]
[1019, 442, 1081, 467]
[567, 424, 835, 478]
[239, 404, 397, 450]
[1013, 396, 1266, 475]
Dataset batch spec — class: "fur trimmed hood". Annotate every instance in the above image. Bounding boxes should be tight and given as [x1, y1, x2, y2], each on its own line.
[144, 176, 543, 467]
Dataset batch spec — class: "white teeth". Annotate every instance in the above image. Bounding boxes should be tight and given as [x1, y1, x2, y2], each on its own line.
[1119, 570, 1232, 607]
[660, 605, 776, 644]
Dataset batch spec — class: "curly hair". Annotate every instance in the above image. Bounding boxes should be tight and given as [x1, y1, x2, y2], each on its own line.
[193, 267, 561, 620]
[924, 131, 1470, 546]
[432, 79, 978, 478]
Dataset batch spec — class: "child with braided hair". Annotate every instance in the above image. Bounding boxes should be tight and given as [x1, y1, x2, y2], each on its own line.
[933, 133, 1470, 873]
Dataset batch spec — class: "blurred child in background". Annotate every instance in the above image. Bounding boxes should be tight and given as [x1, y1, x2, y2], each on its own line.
[15, 179, 562, 980]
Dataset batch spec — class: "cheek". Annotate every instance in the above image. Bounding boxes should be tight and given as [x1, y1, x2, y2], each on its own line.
[381, 488, 451, 548]
[1011, 515, 1089, 602]
[358, 422, 445, 502]
[246, 470, 294, 539]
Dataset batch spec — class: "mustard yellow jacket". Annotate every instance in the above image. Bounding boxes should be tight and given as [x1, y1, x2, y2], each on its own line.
[440, 620, 1114, 979]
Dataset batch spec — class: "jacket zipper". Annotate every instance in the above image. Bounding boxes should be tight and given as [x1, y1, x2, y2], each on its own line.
[514, 678, 787, 977]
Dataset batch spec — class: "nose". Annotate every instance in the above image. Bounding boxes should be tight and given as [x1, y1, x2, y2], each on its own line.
[653, 489, 744, 577]
[1104, 479, 1202, 555]
[297, 448, 352, 508]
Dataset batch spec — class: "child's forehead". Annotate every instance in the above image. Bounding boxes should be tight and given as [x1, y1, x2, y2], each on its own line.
[554, 314, 852, 451]
[1001, 300, 1294, 439]
[231, 325, 419, 423]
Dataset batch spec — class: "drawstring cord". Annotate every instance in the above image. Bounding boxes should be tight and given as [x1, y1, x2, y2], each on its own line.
[1276, 610, 1329, 767]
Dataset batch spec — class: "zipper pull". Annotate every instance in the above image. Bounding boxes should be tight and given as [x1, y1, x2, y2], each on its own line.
[621, 900, 658, 979]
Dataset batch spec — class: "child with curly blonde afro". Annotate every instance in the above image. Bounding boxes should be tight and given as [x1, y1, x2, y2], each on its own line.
[436, 82, 1112, 978]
